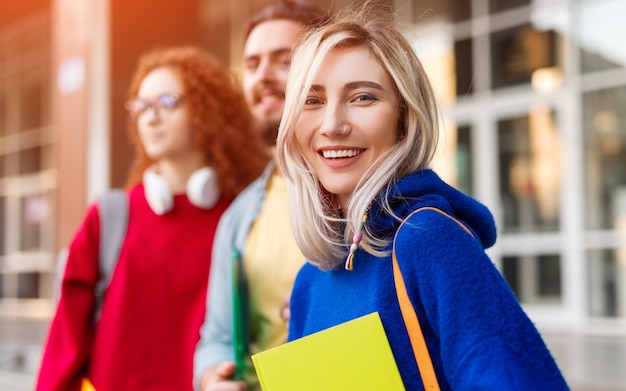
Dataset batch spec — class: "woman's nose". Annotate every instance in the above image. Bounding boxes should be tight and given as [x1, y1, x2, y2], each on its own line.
[319, 103, 350, 137]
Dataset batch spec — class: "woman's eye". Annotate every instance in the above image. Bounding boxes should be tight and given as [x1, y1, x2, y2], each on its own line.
[304, 96, 321, 105]
[354, 93, 377, 103]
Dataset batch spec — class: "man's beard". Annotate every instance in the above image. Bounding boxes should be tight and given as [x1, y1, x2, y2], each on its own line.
[257, 118, 280, 148]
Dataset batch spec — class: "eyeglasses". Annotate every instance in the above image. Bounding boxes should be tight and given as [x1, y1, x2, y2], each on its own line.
[125, 92, 185, 120]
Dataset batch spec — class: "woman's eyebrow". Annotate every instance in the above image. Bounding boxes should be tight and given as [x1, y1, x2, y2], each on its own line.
[309, 84, 325, 93]
[309, 81, 384, 92]
[344, 81, 384, 90]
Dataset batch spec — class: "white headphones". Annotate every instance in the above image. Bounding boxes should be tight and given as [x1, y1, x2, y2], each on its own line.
[143, 166, 220, 215]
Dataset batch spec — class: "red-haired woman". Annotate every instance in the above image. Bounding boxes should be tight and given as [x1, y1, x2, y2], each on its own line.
[36, 46, 269, 391]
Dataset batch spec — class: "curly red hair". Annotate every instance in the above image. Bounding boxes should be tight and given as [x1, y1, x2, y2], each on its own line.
[125, 46, 269, 197]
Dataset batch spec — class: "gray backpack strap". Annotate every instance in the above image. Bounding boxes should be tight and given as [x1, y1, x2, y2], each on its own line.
[93, 189, 129, 322]
[53, 248, 69, 301]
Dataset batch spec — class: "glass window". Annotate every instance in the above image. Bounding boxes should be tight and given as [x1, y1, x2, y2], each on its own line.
[454, 38, 474, 97]
[456, 125, 473, 195]
[18, 272, 40, 299]
[583, 87, 626, 230]
[19, 146, 41, 175]
[491, 25, 556, 89]
[20, 195, 47, 251]
[587, 249, 625, 317]
[578, 0, 626, 73]
[537, 254, 562, 297]
[502, 254, 562, 304]
[498, 109, 560, 232]
[489, 0, 530, 13]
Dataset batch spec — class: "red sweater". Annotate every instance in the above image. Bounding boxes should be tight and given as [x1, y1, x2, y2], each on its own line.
[37, 185, 231, 391]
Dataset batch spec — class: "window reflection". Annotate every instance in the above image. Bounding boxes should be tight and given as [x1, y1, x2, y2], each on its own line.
[491, 25, 557, 89]
[455, 38, 474, 97]
[498, 108, 560, 233]
[583, 87, 626, 230]
[20, 195, 47, 251]
[588, 249, 625, 317]
[18, 272, 40, 299]
[502, 254, 562, 304]
[403, 1, 472, 100]
[456, 125, 473, 196]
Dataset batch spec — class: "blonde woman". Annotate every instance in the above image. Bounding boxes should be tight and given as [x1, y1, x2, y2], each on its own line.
[276, 6, 569, 390]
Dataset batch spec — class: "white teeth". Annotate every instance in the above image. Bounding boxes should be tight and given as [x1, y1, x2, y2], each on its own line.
[322, 149, 361, 159]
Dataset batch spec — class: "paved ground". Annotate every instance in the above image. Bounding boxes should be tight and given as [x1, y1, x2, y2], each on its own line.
[0, 318, 48, 391]
[0, 317, 624, 390]
[544, 332, 626, 391]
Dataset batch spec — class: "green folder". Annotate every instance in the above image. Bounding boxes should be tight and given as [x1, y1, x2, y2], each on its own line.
[232, 248, 249, 381]
[251, 312, 406, 391]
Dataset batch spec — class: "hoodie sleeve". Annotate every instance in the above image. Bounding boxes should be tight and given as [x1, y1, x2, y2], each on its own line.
[36, 205, 100, 391]
[394, 208, 569, 390]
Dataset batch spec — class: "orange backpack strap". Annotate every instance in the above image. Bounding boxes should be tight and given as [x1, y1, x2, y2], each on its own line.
[392, 206, 474, 390]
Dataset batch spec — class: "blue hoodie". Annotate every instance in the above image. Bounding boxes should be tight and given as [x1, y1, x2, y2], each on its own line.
[288, 169, 569, 390]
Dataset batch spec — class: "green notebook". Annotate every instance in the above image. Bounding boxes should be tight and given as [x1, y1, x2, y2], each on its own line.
[251, 312, 406, 391]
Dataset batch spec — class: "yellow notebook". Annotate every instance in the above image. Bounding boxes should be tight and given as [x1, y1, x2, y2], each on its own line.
[251, 312, 405, 391]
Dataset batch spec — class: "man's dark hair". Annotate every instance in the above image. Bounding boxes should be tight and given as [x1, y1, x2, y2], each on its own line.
[245, 0, 329, 39]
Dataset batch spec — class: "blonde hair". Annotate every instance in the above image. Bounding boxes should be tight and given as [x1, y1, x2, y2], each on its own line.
[276, 4, 440, 270]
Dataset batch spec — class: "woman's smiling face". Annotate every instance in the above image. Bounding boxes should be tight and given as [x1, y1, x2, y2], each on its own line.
[295, 46, 399, 206]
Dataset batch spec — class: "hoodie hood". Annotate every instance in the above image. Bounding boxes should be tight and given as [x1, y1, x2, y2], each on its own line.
[368, 169, 497, 249]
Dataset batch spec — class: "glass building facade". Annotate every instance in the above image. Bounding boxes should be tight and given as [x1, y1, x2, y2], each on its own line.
[0, 9, 53, 307]
[393, 0, 626, 327]
[1, 0, 625, 360]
